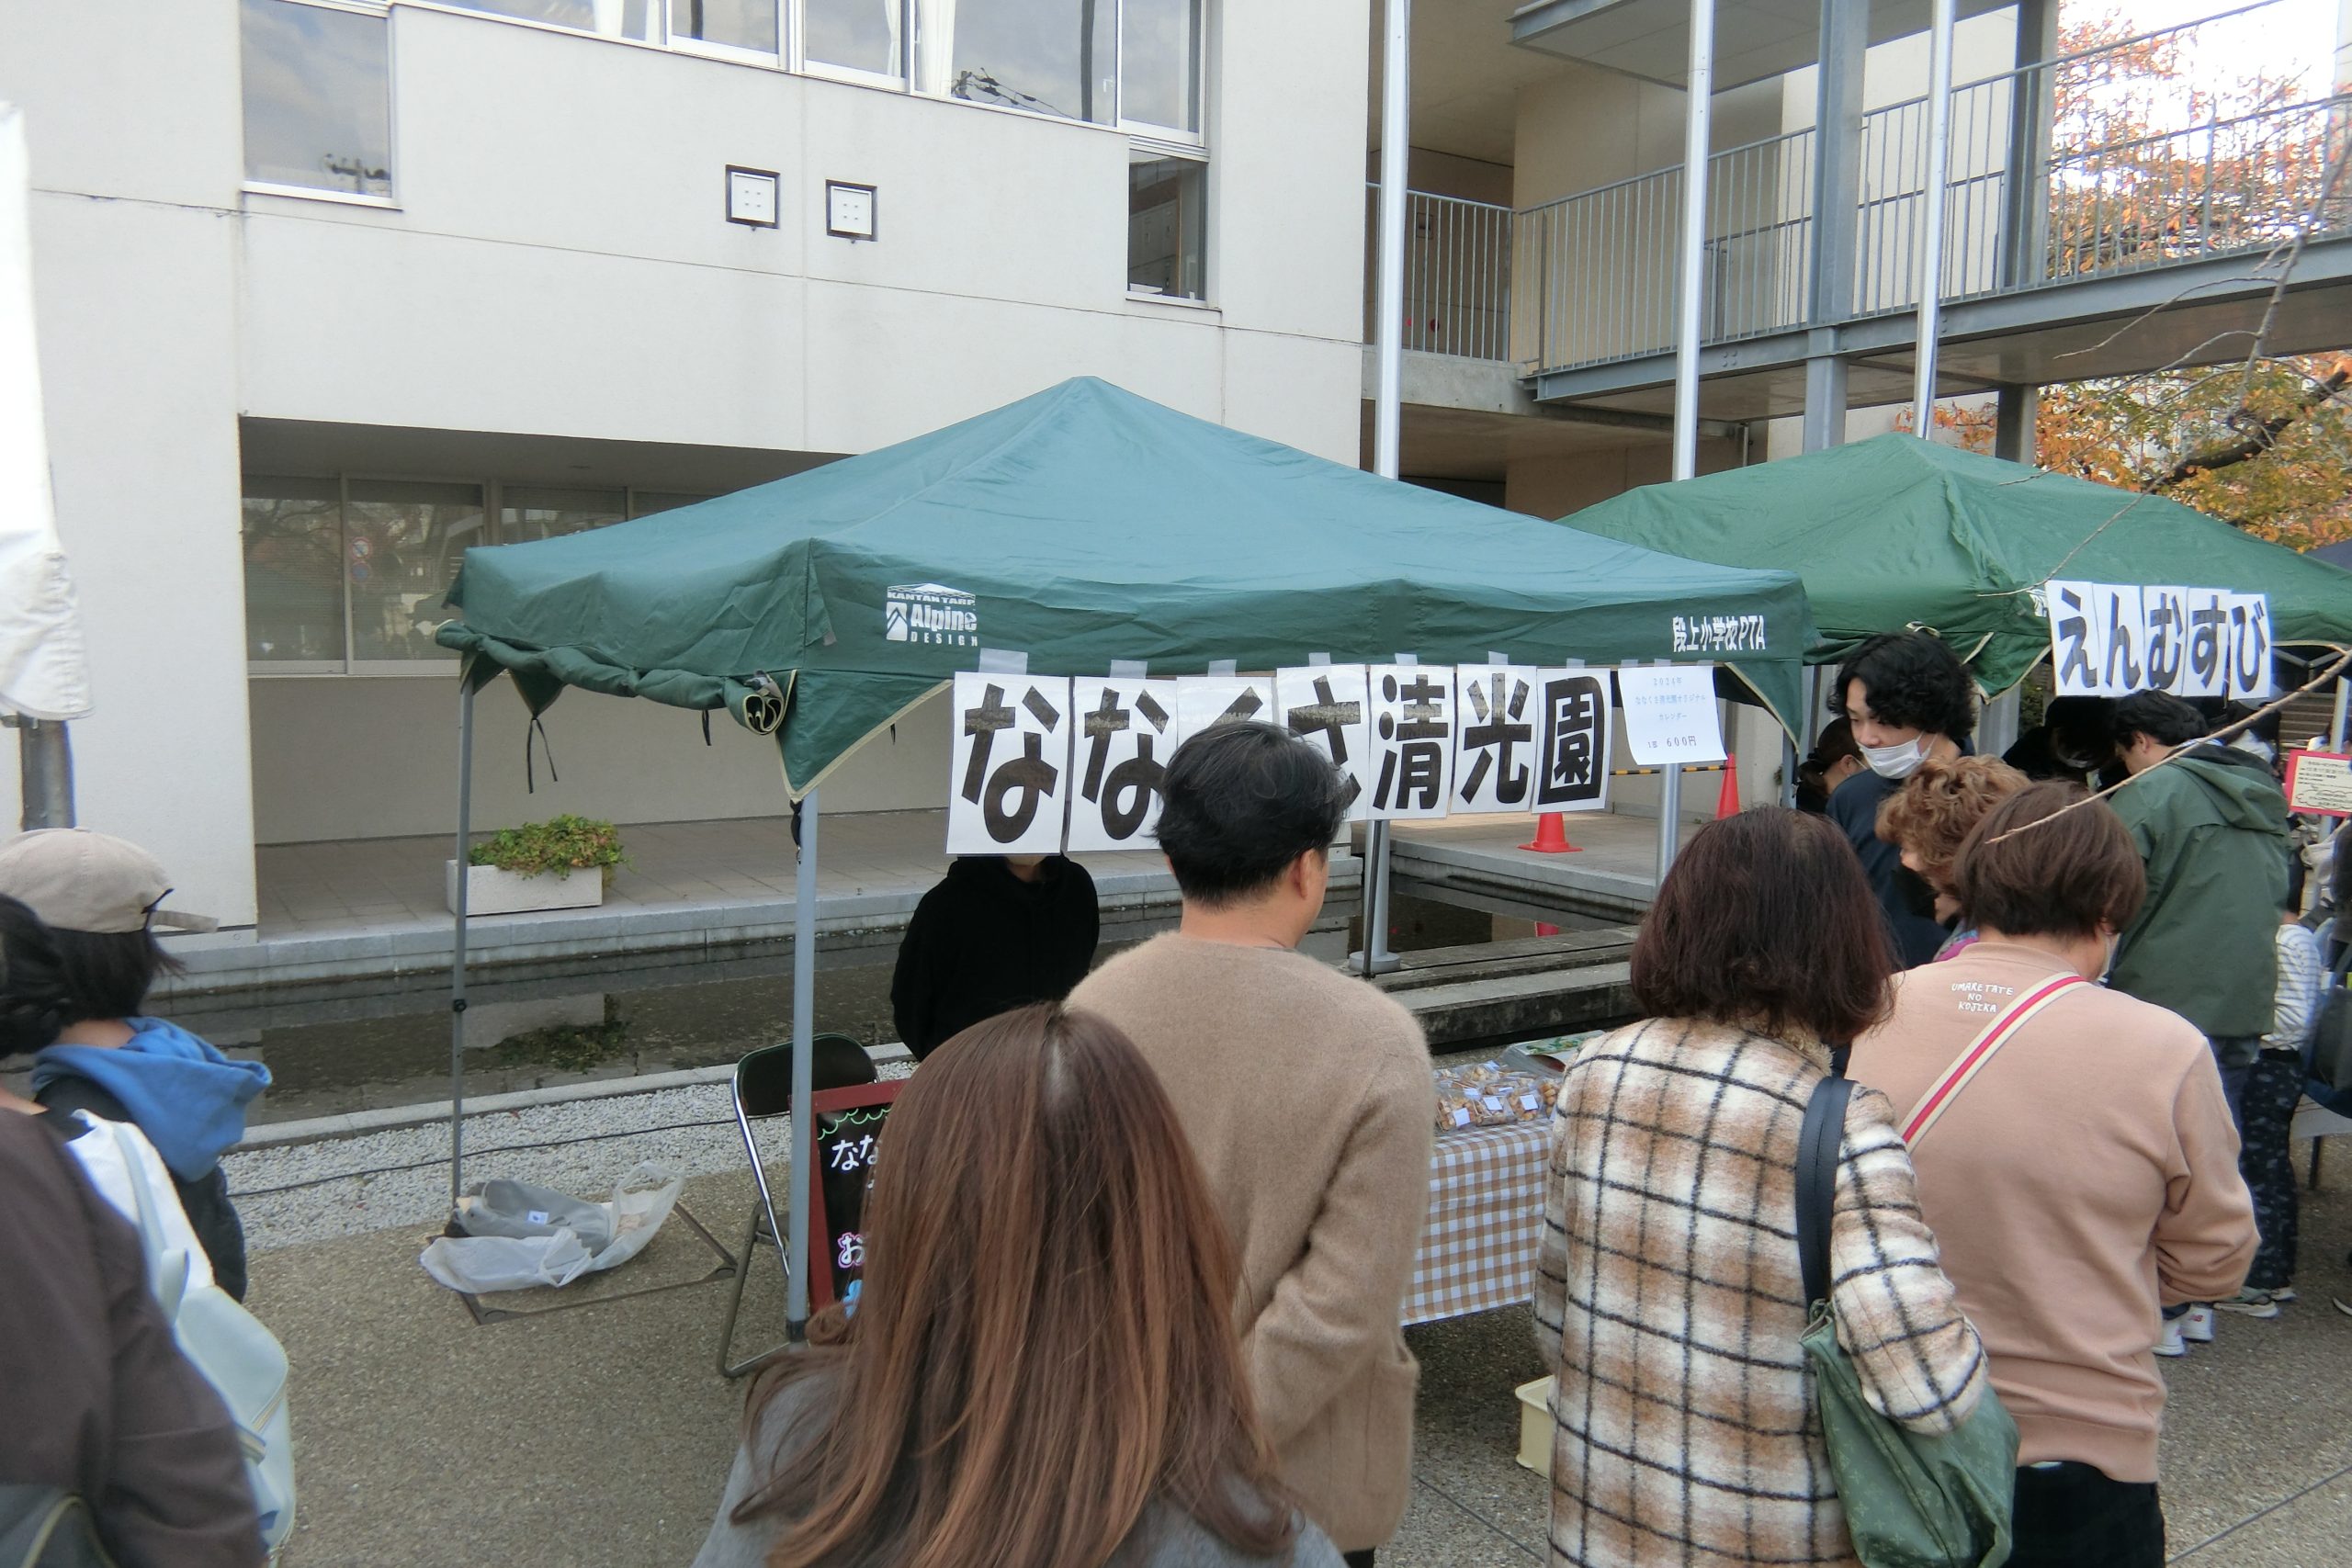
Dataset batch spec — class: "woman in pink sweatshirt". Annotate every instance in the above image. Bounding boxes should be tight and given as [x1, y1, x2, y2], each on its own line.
[1849, 782, 2256, 1568]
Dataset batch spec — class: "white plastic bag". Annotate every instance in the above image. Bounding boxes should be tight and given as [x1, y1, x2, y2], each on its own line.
[420, 1162, 684, 1293]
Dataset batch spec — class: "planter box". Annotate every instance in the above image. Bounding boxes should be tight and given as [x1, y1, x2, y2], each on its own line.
[446, 861, 605, 918]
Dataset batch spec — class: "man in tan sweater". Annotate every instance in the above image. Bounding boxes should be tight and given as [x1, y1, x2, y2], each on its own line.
[1072, 722, 1434, 1564]
[1850, 784, 2254, 1568]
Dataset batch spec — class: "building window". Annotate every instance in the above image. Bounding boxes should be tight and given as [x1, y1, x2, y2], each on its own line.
[919, 0, 1201, 134]
[804, 0, 903, 79]
[243, 478, 346, 664]
[345, 480, 483, 660]
[499, 485, 628, 544]
[443, 1, 663, 41]
[239, 0, 394, 199]
[670, 0, 778, 57]
[1117, 0, 1199, 134]
[1128, 149, 1204, 299]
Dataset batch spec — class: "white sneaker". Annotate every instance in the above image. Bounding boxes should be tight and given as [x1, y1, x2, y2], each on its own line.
[2155, 1318, 2188, 1357]
[2183, 1304, 2218, 1342]
[2217, 1289, 2284, 1318]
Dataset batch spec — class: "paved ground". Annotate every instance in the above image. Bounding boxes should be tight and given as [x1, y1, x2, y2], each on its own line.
[250, 1153, 2352, 1566]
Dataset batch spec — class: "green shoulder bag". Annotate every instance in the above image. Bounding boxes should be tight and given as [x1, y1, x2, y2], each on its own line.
[1797, 1074, 2018, 1568]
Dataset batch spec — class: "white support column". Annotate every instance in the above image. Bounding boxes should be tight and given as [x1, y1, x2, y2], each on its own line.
[1661, 0, 1716, 880]
[1912, 0, 1959, 434]
[1362, 0, 1412, 975]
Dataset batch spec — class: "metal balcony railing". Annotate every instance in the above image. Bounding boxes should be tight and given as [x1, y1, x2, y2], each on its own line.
[1363, 187, 1515, 362]
[1467, 0, 2352, 376]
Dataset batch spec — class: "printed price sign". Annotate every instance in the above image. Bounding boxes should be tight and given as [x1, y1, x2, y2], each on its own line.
[1277, 665, 1373, 823]
[947, 672, 1072, 855]
[2285, 750, 2352, 818]
[1066, 676, 1178, 852]
[1615, 664, 1725, 766]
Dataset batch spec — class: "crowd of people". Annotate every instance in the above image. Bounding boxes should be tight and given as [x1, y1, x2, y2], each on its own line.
[5, 632, 2344, 1568]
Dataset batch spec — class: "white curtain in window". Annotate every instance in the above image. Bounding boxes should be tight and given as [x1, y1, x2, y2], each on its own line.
[914, 0, 956, 95]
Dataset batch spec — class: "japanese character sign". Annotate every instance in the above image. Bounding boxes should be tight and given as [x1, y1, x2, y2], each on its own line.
[1614, 664, 1725, 765]
[2049, 582, 2267, 699]
[1450, 665, 1539, 814]
[1173, 674, 1278, 750]
[2143, 586, 2188, 694]
[946, 671, 1071, 855]
[2226, 592, 2273, 700]
[1531, 669, 1613, 812]
[1275, 665, 1373, 823]
[1066, 676, 1178, 852]
[1367, 664, 1454, 820]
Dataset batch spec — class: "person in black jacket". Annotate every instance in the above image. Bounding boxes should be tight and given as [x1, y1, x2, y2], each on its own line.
[0, 830, 268, 1301]
[891, 855, 1100, 1060]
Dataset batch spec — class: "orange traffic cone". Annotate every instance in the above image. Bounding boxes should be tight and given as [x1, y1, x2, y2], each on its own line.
[1715, 755, 1742, 818]
[1520, 812, 1582, 853]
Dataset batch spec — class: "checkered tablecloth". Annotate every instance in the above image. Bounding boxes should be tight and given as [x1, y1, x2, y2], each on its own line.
[1403, 1119, 1554, 1325]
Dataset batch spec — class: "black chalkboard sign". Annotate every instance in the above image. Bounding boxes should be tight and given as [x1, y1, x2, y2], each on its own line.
[807, 1079, 899, 1314]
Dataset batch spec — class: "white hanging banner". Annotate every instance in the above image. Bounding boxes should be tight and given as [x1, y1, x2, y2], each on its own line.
[1531, 668, 1614, 813]
[1615, 664, 1725, 765]
[2142, 586, 2189, 694]
[1367, 664, 1455, 819]
[2182, 589, 2230, 698]
[2094, 583, 2147, 695]
[1172, 673, 1277, 748]
[2049, 581, 2267, 699]
[2226, 592, 2274, 700]
[1275, 664, 1372, 821]
[946, 672, 1073, 855]
[1066, 676, 1178, 852]
[1450, 665, 1541, 814]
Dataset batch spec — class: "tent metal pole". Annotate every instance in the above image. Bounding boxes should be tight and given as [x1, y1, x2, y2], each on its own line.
[1911, 0, 1957, 433]
[16, 718, 74, 829]
[1362, 0, 1410, 976]
[2331, 670, 2348, 750]
[448, 681, 476, 1209]
[1659, 0, 1714, 884]
[785, 785, 820, 1340]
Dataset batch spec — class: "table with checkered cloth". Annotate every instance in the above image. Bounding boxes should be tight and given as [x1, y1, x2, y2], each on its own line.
[1403, 1119, 1553, 1325]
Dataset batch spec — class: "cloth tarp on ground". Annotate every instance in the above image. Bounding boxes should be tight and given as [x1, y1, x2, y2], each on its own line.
[1558, 433, 2352, 693]
[439, 378, 1814, 794]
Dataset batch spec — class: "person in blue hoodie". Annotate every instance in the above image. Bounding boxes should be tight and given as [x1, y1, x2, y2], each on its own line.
[0, 829, 270, 1301]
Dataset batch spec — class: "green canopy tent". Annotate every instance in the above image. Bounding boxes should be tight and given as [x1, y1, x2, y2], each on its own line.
[435, 376, 1815, 1337]
[1559, 433, 2352, 697]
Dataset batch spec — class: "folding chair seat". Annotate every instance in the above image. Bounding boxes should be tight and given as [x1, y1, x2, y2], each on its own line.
[716, 1032, 877, 1377]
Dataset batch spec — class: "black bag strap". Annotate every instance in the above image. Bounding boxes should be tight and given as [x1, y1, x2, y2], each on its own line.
[1797, 1073, 1855, 1311]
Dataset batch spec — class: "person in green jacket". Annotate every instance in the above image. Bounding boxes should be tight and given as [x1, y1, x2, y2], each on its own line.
[2107, 691, 2290, 1120]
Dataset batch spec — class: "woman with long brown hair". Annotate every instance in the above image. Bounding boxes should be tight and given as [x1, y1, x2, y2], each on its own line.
[691, 1003, 1340, 1568]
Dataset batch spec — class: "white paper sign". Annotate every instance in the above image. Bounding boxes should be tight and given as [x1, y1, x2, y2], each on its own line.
[2183, 589, 2230, 698]
[1451, 665, 1541, 814]
[2227, 592, 2274, 700]
[1276, 664, 1372, 822]
[1615, 664, 1726, 765]
[947, 672, 1072, 855]
[2142, 586, 2189, 694]
[2094, 583, 2147, 695]
[1367, 664, 1455, 820]
[1173, 674, 1278, 749]
[1530, 668, 1614, 813]
[2047, 580, 2108, 698]
[1066, 676, 1178, 852]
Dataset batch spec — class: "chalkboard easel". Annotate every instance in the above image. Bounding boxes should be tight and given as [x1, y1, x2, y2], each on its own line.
[806, 1078, 900, 1314]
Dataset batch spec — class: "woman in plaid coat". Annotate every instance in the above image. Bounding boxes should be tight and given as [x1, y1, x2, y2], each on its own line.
[1534, 808, 1990, 1567]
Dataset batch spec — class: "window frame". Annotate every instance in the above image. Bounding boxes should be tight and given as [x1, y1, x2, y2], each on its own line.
[665, 0, 784, 64]
[1111, 0, 1204, 145]
[240, 0, 402, 208]
[1125, 135, 1209, 303]
[791, 0, 912, 90]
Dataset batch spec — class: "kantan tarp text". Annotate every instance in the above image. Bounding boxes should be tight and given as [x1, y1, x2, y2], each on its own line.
[430, 376, 1814, 1337]
[1559, 433, 2352, 694]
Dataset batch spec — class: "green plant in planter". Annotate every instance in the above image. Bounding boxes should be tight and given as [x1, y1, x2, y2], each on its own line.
[468, 814, 627, 883]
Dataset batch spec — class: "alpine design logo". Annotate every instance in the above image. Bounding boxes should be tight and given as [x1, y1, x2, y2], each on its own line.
[884, 582, 979, 646]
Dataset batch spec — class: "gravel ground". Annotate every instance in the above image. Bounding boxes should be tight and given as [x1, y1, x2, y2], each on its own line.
[226, 1064, 914, 1250]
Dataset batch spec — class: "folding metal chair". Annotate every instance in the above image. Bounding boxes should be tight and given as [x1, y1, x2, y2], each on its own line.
[717, 1032, 877, 1377]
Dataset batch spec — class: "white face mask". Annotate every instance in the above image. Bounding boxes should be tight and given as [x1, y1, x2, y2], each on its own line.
[1860, 736, 1930, 780]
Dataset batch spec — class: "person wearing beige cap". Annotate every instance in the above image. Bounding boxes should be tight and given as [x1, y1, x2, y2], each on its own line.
[0, 829, 268, 1300]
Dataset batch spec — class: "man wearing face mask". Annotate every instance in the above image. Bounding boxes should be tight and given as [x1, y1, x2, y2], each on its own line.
[890, 852, 1100, 1060]
[1825, 631, 1979, 967]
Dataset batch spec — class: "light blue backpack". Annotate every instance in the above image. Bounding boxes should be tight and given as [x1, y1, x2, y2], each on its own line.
[106, 1122, 295, 1559]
